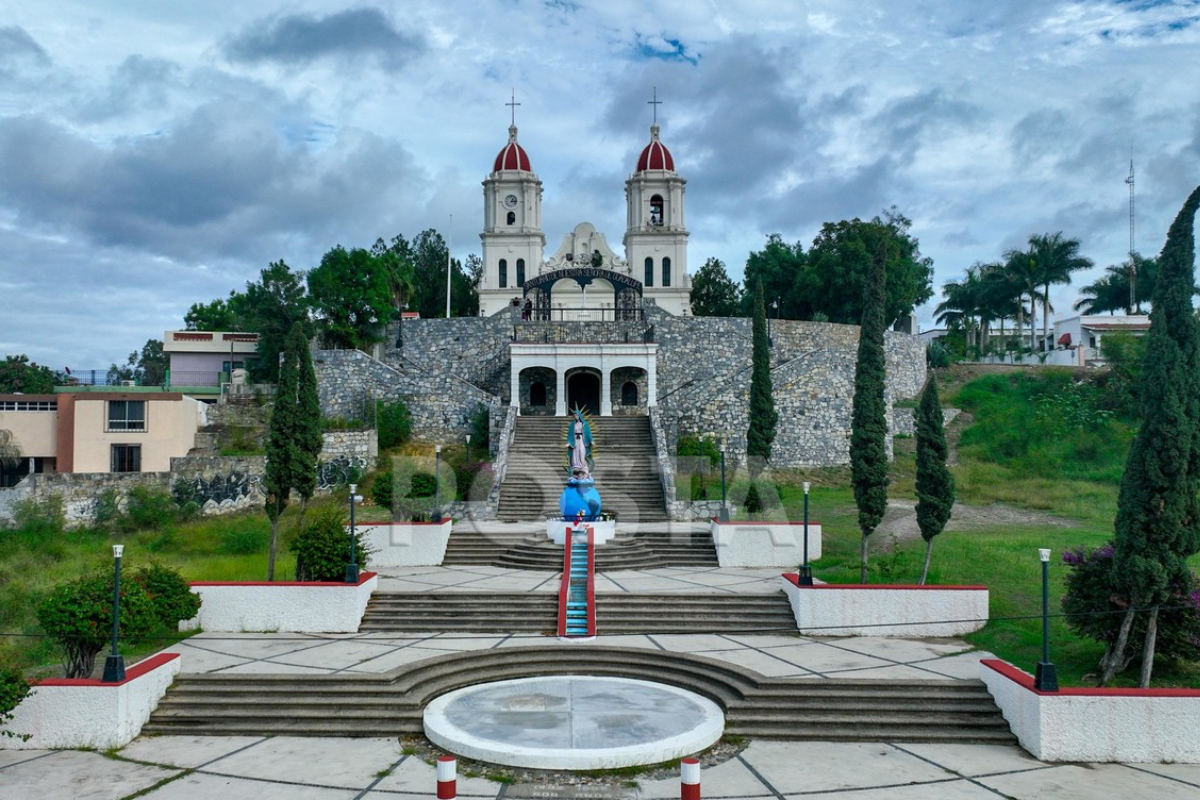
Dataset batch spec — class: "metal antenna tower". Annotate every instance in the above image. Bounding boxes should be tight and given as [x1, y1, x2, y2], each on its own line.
[1125, 150, 1137, 312]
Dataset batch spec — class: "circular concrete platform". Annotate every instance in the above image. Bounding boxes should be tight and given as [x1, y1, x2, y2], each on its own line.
[422, 676, 724, 769]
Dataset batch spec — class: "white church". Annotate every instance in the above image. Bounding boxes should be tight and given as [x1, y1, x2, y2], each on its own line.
[477, 118, 693, 318]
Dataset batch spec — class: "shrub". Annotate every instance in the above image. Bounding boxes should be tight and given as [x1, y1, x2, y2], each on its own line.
[0, 668, 30, 740]
[36, 570, 158, 678]
[132, 562, 201, 629]
[676, 435, 721, 467]
[411, 472, 437, 498]
[376, 399, 413, 449]
[122, 486, 179, 531]
[455, 461, 492, 501]
[8, 496, 65, 543]
[291, 504, 372, 582]
[1061, 545, 1200, 674]
[371, 465, 394, 511]
[469, 404, 491, 452]
[926, 341, 951, 368]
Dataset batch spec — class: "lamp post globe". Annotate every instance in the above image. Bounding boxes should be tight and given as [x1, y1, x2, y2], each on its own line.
[345, 484, 360, 583]
[102, 544, 126, 683]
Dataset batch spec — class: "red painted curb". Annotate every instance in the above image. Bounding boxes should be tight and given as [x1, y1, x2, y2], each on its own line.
[36, 653, 180, 688]
[982, 659, 1200, 697]
[191, 572, 377, 587]
[782, 574, 986, 590]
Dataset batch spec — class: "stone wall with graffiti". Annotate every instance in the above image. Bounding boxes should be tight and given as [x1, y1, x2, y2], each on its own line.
[0, 432, 374, 527]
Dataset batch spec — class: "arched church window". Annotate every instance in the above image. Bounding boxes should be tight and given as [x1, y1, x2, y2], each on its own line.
[499, 259, 508, 289]
[644, 257, 654, 287]
[506, 211, 516, 225]
[650, 195, 664, 226]
[621, 381, 638, 406]
[516, 259, 525, 286]
[662, 257, 671, 287]
[530, 381, 547, 407]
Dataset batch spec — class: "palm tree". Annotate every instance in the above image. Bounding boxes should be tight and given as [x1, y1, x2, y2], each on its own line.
[1028, 232, 1093, 349]
[936, 266, 988, 353]
[1075, 255, 1159, 315]
[979, 261, 1024, 352]
[1002, 247, 1046, 351]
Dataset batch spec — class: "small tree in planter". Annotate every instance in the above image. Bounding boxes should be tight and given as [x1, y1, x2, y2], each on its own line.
[915, 375, 955, 584]
[36, 571, 157, 678]
[132, 562, 201, 630]
[292, 503, 372, 582]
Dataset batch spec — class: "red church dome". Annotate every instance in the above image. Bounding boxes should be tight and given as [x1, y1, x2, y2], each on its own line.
[493, 125, 532, 172]
[636, 124, 675, 172]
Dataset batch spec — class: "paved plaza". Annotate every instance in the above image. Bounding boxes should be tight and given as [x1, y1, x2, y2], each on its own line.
[5, 736, 1200, 799]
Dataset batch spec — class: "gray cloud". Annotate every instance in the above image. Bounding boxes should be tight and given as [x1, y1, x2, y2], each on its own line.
[223, 7, 424, 69]
[0, 26, 49, 69]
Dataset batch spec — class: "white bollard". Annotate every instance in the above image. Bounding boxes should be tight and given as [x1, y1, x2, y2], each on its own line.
[437, 755, 457, 800]
[681, 757, 700, 800]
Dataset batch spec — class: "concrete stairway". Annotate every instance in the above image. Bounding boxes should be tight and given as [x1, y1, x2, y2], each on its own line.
[440, 528, 535, 566]
[497, 416, 668, 522]
[357, 592, 794, 634]
[143, 645, 1015, 744]
[489, 530, 717, 571]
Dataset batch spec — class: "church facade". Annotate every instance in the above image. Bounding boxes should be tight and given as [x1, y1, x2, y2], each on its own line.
[478, 122, 692, 318]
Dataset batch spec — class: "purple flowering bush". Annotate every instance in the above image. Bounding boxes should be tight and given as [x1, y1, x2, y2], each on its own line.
[1061, 545, 1200, 668]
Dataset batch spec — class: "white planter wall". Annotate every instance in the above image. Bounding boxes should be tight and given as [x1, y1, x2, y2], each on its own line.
[547, 519, 616, 545]
[710, 521, 822, 567]
[780, 576, 988, 637]
[181, 573, 378, 633]
[359, 521, 452, 567]
[981, 659, 1200, 763]
[1, 653, 180, 750]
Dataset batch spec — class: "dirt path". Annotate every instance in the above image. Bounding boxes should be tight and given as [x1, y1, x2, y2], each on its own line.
[872, 498, 1079, 551]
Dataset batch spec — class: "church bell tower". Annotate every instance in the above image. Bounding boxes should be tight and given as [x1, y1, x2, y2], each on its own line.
[479, 120, 544, 316]
[624, 121, 690, 315]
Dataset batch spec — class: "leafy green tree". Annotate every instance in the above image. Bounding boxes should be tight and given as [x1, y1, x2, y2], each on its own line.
[746, 281, 777, 472]
[0, 355, 55, 393]
[800, 209, 934, 326]
[308, 246, 395, 349]
[36, 570, 157, 678]
[915, 375, 955, 584]
[108, 339, 166, 386]
[290, 323, 322, 532]
[1075, 255, 1159, 315]
[376, 399, 413, 449]
[1001, 247, 1047, 351]
[292, 503, 371, 581]
[1028, 232, 1093, 348]
[690, 257, 742, 317]
[742, 235, 805, 317]
[850, 243, 890, 583]
[382, 230, 479, 319]
[263, 328, 301, 580]
[1102, 186, 1200, 687]
[184, 297, 239, 331]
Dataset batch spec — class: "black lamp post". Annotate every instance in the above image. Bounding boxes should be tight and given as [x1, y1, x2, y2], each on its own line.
[799, 481, 814, 585]
[768, 301, 777, 348]
[466, 433, 472, 464]
[1035, 548, 1059, 691]
[345, 483, 361, 583]
[433, 445, 443, 523]
[102, 544, 126, 683]
[718, 439, 730, 523]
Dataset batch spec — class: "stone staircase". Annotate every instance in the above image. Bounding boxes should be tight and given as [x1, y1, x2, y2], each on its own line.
[143, 645, 1015, 744]
[497, 416, 668, 522]
[440, 529, 718, 571]
[357, 592, 794, 634]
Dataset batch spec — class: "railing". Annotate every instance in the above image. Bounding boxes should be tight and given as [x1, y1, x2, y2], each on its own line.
[166, 370, 224, 387]
[58, 370, 140, 387]
[512, 321, 655, 345]
[558, 525, 596, 638]
[517, 307, 644, 323]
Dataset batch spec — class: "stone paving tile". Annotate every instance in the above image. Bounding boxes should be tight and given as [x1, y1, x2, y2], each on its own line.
[140, 772, 358, 799]
[202, 736, 398, 790]
[896, 742, 1046, 777]
[914, 651, 999, 679]
[817, 664, 959, 681]
[758, 642, 894, 674]
[707, 647, 818, 678]
[159, 643, 255, 673]
[817, 636, 971, 662]
[637, 751, 768, 798]
[1132, 762, 1200, 788]
[217, 660, 342, 675]
[977, 762, 1200, 799]
[740, 741, 953, 795]
[717, 633, 815, 649]
[787, 780, 1000, 799]
[0, 749, 54, 769]
[371, 754, 501, 796]
[642, 633, 756, 652]
[0, 749, 176, 800]
[263, 639, 403, 669]
[119, 735, 266, 769]
[417, 635, 508, 651]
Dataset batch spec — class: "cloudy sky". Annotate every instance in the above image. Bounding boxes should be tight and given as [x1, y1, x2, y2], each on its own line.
[2, 0, 1199, 368]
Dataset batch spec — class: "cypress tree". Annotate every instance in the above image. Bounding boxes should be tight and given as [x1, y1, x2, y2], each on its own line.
[291, 323, 323, 533]
[746, 281, 778, 474]
[851, 243, 890, 583]
[1102, 186, 1200, 686]
[264, 335, 300, 581]
[915, 374, 955, 585]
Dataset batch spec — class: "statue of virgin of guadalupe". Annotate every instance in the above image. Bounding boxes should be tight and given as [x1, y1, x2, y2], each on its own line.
[565, 408, 595, 477]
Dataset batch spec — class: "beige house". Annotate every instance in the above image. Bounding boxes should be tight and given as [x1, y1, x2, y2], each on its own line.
[0, 392, 206, 486]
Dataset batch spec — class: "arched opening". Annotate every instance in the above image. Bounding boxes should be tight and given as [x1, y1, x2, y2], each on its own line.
[621, 381, 638, 406]
[530, 381, 547, 407]
[644, 257, 654, 287]
[518, 366, 556, 416]
[662, 256, 671, 287]
[650, 194, 664, 226]
[499, 259, 508, 289]
[516, 258, 526, 286]
[506, 211, 516, 225]
[566, 370, 601, 416]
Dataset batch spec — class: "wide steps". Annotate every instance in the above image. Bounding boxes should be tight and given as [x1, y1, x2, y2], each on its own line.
[145, 647, 1015, 744]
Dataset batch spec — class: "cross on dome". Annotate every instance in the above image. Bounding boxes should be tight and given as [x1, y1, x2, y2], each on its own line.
[493, 89, 532, 172]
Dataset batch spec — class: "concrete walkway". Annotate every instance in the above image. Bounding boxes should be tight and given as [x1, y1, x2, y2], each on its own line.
[150, 630, 990, 681]
[5, 737, 1200, 799]
[375, 565, 787, 594]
